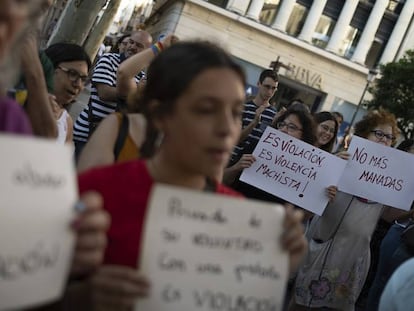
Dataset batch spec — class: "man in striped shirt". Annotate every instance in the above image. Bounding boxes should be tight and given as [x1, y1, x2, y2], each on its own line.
[73, 31, 152, 159]
[229, 69, 279, 165]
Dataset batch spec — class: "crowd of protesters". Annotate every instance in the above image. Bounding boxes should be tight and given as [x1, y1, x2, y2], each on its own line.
[1, 1, 413, 311]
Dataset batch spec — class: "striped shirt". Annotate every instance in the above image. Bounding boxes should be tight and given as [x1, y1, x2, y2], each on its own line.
[73, 53, 144, 142]
[230, 100, 277, 164]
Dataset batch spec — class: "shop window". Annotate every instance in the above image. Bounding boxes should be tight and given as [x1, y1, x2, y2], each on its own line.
[259, 0, 280, 26]
[312, 15, 336, 48]
[286, 4, 309, 37]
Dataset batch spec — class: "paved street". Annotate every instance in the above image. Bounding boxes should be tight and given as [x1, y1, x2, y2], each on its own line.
[68, 85, 90, 122]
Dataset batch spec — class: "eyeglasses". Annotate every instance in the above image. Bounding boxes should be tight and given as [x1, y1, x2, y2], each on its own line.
[320, 124, 336, 134]
[277, 121, 302, 133]
[370, 130, 395, 142]
[58, 66, 88, 84]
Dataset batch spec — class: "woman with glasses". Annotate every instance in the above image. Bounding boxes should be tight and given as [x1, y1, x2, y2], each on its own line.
[290, 109, 399, 311]
[224, 108, 318, 202]
[313, 112, 338, 153]
[44, 43, 91, 144]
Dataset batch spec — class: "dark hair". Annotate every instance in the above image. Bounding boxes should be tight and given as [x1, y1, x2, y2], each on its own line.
[286, 99, 310, 113]
[272, 108, 316, 145]
[397, 139, 414, 152]
[111, 34, 131, 53]
[259, 69, 278, 84]
[139, 41, 246, 158]
[354, 109, 398, 142]
[314, 111, 338, 152]
[331, 111, 344, 123]
[44, 43, 92, 70]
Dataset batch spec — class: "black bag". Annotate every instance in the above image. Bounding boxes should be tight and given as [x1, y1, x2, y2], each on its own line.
[113, 113, 129, 161]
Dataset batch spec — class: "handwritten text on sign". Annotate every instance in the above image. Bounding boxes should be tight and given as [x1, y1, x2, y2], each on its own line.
[240, 127, 346, 215]
[338, 136, 414, 210]
[0, 135, 76, 310]
[136, 185, 288, 311]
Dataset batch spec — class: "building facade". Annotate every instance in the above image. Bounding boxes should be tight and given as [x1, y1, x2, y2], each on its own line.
[146, 0, 414, 126]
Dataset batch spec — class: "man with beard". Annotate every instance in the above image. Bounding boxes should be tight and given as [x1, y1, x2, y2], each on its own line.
[72, 30, 152, 159]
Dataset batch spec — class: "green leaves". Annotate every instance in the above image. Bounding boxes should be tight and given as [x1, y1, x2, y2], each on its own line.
[368, 50, 414, 139]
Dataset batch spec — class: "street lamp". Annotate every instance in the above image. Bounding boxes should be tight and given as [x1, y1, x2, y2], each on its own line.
[348, 68, 378, 128]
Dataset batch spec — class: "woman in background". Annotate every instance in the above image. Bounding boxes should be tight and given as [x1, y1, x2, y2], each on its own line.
[291, 109, 398, 311]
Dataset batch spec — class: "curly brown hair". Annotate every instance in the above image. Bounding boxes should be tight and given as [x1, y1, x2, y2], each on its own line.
[354, 109, 398, 142]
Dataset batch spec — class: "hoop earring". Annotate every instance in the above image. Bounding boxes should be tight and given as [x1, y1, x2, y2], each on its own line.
[155, 131, 164, 149]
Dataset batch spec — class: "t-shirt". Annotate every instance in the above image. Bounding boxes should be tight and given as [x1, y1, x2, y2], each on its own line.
[56, 109, 69, 144]
[78, 160, 242, 267]
[0, 97, 32, 135]
[73, 53, 144, 142]
[230, 100, 276, 165]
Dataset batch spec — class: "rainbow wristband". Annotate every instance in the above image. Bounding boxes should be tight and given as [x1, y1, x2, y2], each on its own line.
[151, 42, 164, 55]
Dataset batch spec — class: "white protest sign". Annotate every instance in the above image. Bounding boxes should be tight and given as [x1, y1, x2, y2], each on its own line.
[338, 136, 414, 210]
[239, 127, 347, 215]
[0, 135, 77, 310]
[136, 184, 288, 311]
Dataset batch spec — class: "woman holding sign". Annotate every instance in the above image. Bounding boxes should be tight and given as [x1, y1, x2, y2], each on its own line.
[290, 109, 398, 311]
[77, 41, 307, 310]
[313, 111, 338, 153]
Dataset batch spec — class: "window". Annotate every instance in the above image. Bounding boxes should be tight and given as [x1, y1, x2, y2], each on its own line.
[365, 39, 385, 68]
[387, 0, 404, 14]
[312, 15, 336, 48]
[206, 0, 228, 9]
[286, 4, 309, 37]
[259, 0, 280, 26]
[338, 26, 362, 58]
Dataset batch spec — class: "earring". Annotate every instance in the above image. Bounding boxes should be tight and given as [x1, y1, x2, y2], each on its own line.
[155, 131, 164, 149]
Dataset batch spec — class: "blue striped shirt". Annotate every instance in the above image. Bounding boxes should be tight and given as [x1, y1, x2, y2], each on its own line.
[230, 100, 277, 164]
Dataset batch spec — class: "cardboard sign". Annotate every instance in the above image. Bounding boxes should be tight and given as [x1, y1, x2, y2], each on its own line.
[239, 127, 347, 215]
[338, 136, 414, 210]
[0, 135, 77, 310]
[136, 184, 288, 311]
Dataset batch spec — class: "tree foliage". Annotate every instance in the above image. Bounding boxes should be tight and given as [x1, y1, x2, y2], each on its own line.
[367, 50, 414, 139]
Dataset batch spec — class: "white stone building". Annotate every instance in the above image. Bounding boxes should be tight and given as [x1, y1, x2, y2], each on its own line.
[145, 0, 414, 126]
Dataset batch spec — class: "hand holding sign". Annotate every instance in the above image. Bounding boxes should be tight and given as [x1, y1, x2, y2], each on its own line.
[71, 192, 110, 277]
[90, 265, 150, 310]
[0, 135, 77, 310]
[338, 136, 414, 210]
[137, 185, 290, 311]
[240, 127, 347, 215]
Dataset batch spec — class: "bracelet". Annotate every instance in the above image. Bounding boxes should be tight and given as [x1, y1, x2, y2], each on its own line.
[151, 42, 164, 56]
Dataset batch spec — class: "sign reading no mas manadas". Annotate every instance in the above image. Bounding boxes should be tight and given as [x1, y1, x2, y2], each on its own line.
[338, 136, 414, 210]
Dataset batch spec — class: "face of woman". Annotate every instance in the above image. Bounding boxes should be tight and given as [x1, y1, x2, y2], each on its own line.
[366, 123, 394, 147]
[277, 114, 303, 140]
[316, 120, 336, 147]
[158, 67, 245, 180]
[0, 0, 33, 63]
